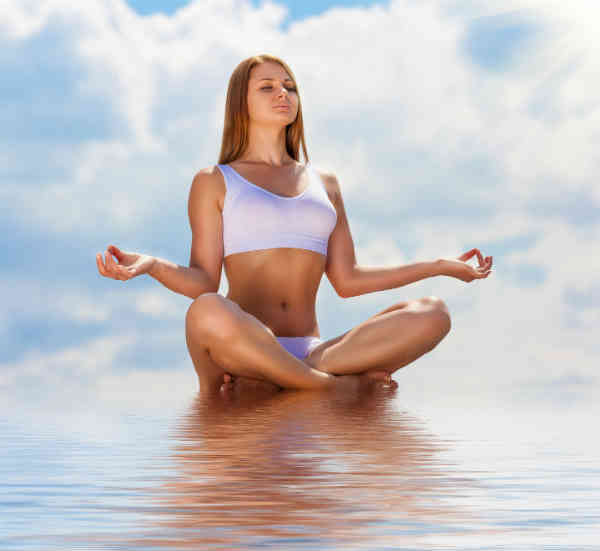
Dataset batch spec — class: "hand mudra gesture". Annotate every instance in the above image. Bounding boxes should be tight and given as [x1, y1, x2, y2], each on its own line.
[96, 245, 156, 281]
[439, 248, 493, 283]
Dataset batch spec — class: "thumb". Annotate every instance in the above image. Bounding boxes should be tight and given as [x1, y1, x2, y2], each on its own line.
[108, 245, 123, 259]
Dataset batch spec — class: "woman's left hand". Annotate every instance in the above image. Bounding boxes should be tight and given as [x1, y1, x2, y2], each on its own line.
[438, 248, 493, 282]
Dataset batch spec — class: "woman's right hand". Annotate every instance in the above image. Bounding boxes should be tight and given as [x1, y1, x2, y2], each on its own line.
[96, 245, 156, 281]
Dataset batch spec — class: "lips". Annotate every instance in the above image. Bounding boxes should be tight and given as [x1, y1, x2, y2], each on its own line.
[274, 105, 290, 109]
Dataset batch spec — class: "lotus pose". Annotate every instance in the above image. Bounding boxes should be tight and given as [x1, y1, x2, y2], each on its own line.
[96, 54, 492, 396]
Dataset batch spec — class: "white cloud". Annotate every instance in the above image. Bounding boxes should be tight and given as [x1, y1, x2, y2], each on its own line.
[0, 333, 135, 391]
[134, 288, 186, 318]
[0, 280, 110, 324]
[0, 279, 192, 325]
[1, 0, 598, 403]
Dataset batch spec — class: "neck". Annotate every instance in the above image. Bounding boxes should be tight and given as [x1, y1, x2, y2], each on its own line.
[240, 124, 294, 166]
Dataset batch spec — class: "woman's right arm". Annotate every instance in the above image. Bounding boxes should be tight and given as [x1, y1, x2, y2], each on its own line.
[96, 168, 225, 299]
[147, 257, 217, 299]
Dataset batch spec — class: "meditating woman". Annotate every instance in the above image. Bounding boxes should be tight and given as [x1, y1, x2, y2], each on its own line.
[96, 53, 492, 395]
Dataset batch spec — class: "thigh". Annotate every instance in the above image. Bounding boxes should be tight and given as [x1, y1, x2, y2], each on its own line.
[305, 297, 449, 375]
[185, 293, 269, 393]
[306, 300, 411, 364]
[186, 293, 311, 391]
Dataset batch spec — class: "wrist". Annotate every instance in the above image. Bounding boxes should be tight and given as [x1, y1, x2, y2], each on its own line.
[433, 258, 447, 276]
[148, 256, 160, 278]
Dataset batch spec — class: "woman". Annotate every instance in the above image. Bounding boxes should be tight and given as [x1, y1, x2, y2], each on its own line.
[96, 54, 492, 395]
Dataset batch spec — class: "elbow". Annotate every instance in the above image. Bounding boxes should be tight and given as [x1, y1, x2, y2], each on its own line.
[329, 266, 357, 298]
[337, 273, 357, 299]
[338, 283, 354, 299]
[190, 288, 219, 300]
[195, 278, 220, 299]
[189, 282, 220, 300]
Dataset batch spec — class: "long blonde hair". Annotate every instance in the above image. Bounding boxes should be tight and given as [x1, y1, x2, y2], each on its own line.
[217, 54, 309, 165]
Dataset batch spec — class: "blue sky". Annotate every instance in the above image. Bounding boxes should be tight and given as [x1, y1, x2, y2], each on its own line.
[127, 0, 377, 20]
[1, 0, 598, 414]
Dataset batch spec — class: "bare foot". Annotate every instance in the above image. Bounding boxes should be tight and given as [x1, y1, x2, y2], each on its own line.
[220, 372, 282, 396]
[220, 371, 396, 395]
[331, 370, 398, 393]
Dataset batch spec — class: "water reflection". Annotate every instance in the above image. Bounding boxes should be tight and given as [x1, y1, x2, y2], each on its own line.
[131, 387, 477, 549]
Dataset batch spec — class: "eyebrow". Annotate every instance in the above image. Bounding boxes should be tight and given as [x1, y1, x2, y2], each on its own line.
[258, 77, 293, 82]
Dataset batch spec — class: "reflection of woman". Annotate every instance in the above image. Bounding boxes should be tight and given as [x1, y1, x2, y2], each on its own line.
[139, 390, 467, 548]
[96, 53, 492, 395]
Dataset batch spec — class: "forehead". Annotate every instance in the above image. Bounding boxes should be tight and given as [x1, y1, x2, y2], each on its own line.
[250, 62, 292, 81]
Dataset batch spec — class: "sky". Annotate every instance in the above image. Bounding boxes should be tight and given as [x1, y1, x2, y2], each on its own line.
[126, 0, 375, 22]
[0, 0, 598, 417]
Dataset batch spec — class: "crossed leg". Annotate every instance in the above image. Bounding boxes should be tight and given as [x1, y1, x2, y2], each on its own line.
[185, 293, 451, 395]
[185, 293, 393, 396]
[304, 296, 451, 377]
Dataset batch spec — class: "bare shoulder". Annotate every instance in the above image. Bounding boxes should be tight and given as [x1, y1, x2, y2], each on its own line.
[311, 165, 341, 203]
[190, 165, 226, 210]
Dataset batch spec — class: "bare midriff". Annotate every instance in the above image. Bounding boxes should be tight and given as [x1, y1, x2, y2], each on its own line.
[214, 160, 334, 339]
[224, 248, 325, 338]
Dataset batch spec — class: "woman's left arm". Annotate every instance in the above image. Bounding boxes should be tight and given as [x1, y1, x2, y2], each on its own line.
[319, 170, 492, 298]
[343, 249, 492, 298]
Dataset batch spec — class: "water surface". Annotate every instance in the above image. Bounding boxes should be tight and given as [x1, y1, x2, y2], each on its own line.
[2, 385, 599, 550]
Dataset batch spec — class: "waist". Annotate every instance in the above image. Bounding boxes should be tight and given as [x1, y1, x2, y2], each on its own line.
[226, 293, 319, 338]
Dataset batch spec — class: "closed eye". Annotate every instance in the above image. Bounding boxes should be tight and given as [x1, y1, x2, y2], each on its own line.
[261, 86, 296, 92]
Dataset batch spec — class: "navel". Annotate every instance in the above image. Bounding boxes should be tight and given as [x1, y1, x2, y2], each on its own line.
[280, 301, 288, 310]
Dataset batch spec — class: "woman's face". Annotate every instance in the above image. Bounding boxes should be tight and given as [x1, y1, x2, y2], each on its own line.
[246, 61, 299, 127]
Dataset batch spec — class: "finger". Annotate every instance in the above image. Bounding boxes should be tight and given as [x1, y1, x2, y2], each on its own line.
[475, 249, 484, 266]
[460, 248, 482, 264]
[106, 251, 121, 274]
[104, 252, 117, 278]
[108, 254, 128, 280]
[466, 248, 483, 266]
[105, 250, 114, 268]
[108, 245, 123, 261]
[458, 249, 475, 262]
[96, 253, 108, 276]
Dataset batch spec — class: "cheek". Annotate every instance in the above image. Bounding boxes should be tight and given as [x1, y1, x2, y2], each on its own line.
[247, 93, 269, 115]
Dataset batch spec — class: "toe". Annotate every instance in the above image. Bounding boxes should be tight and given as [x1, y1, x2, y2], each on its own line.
[365, 370, 391, 383]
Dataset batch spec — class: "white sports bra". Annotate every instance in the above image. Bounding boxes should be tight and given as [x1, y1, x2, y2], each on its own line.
[216, 162, 338, 259]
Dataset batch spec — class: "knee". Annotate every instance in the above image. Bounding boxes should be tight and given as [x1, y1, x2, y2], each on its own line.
[420, 295, 450, 317]
[419, 296, 451, 338]
[185, 293, 236, 341]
